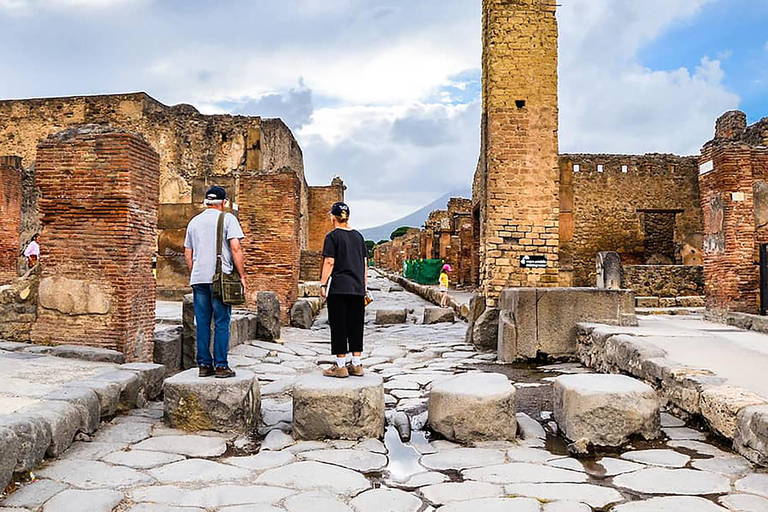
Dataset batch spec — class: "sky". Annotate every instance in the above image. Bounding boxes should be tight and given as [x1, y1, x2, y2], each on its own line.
[0, 0, 766, 229]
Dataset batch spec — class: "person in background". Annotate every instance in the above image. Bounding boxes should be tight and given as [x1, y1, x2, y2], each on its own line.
[320, 202, 368, 378]
[439, 263, 452, 308]
[23, 234, 40, 268]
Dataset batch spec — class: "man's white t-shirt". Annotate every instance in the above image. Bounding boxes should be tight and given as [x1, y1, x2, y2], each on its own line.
[24, 241, 40, 258]
[184, 209, 245, 286]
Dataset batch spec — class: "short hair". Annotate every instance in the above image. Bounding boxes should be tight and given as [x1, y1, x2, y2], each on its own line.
[31, 233, 39, 241]
[204, 198, 225, 207]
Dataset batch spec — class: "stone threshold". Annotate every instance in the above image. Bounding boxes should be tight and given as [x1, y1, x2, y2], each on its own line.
[726, 311, 768, 336]
[374, 269, 470, 321]
[576, 322, 768, 467]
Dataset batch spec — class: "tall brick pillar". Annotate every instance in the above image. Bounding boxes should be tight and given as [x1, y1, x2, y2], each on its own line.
[239, 168, 302, 322]
[479, 0, 560, 305]
[307, 177, 345, 251]
[31, 127, 160, 361]
[0, 156, 23, 284]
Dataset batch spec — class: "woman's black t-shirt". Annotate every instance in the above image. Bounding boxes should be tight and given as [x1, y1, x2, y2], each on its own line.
[323, 228, 367, 296]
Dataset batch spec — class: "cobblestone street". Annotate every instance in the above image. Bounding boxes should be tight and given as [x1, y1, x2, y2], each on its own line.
[1, 272, 766, 512]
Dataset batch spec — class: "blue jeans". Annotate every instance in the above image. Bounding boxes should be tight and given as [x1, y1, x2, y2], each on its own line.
[192, 284, 232, 368]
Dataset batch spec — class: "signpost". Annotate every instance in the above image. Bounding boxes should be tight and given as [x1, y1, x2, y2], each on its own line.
[520, 255, 547, 269]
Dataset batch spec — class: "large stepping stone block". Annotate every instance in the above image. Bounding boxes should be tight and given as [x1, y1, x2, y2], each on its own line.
[428, 373, 516, 443]
[424, 307, 455, 324]
[163, 368, 260, 433]
[375, 309, 407, 325]
[293, 374, 385, 440]
[554, 374, 660, 447]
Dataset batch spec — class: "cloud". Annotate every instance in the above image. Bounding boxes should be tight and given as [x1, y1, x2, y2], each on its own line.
[0, 0, 135, 13]
[234, 81, 314, 131]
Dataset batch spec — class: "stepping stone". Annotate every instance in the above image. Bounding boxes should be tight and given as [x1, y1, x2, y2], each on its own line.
[423, 308, 455, 325]
[93, 422, 152, 444]
[396, 472, 449, 489]
[437, 498, 541, 512]
[614, 468, 731, 495]
[148, 459, 252, 484]
[463, 463, 587, 485]
[102, 450, 185, 469]
[503, 483, 624, 509]
[256, 461, 370, 495]
[132, 435, 226, 457]
[350, 488, 422, 512]
[621, 449, 690, 468]
[163, 369, 261, 433]
[420, 448, 506, 471]
[41, 489, 123, 512]
[420, 481, 502, 505]
[298, 449, 387, 472]
[612, 496, 728, 511]
[719, 493, 768, 512]
[735, 473, 768, 499]
[375, 309, 407, 325]
[37, 459, 154, 489]
[428, 373, 516, 443]
[292, 374, 384, 440]
[554, 374, 660, 447]
[284, 491, 353, 512]
[543, 502, 591, 512]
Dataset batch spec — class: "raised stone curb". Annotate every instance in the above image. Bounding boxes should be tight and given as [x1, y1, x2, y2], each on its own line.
[734, 405, 768, 466]
[375, 309, 407, 325]
[163, 368, 261, 432]
[293, 373, 385, 440]
[375, 270, 468, 321]
[49, 345, 125, 364]
[428, 373, 516, 443]
[119, 363, 165, 400]
[423, 307, 455, 325]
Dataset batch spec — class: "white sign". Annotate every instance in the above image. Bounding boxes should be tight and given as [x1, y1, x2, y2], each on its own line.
[699, 160, 714, 175]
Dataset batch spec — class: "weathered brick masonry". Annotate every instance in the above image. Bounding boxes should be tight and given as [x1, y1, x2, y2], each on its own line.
[0, 156, 22, 284]
[474, 0, 560, 304]
[307, 177, 345, 251]
[30, 127, 159, 361]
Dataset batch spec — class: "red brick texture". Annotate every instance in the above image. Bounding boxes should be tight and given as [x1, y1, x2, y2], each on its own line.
[239, 169, 302, 323]
[0, 156, 22, 284]
[307, 178, 345, 252]
[30, 128, 159, 361]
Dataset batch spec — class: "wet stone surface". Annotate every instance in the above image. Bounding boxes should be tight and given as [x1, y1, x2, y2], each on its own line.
[2, 270, 768, 511]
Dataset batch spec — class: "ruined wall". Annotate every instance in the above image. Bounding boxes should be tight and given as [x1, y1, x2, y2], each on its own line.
[622, 265, 704, 298]
[300, 250, 323, 282]
[699, 112, 768, 318]
[156, 203, 202, 299]
[307, 177, 345, 251]
[559, 154, 702, 287]
[478, 0, 560, 304]
[30, 127, 159, 361]
[239, 169, 302, 323]
[0, 156, 22, 284]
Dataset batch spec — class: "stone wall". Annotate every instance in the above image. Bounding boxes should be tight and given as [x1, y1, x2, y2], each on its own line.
[30, 126, 159, 361]
[307, 177, 345, 251]
[156, 203, 202, 299]
[239, 169, 302, 323]
[0, 156, 22, 284]
[474, 0, 560, 304]
[699, 111, 768, 318]
[300, 250, 323, 282]
[0, 268, 38, 342]
[559, 154, 702, 287]
[622, 265, 704, 298]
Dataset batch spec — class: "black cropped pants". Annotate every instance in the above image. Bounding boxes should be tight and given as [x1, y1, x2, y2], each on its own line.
[326, 294, 365, 355]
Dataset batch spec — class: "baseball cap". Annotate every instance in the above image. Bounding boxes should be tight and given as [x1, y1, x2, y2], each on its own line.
[330, 202, 350, 217]
[205, 186, 226, 201]
[443, 264, 453, 272]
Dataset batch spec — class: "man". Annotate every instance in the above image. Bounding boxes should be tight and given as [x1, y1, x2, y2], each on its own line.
[184, 186, 245, 378]
[24, 234, 40, 268]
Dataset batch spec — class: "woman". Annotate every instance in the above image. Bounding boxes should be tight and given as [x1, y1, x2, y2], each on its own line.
[23, 234, 40, 268]
[439, 263, 452, 308]
[320, 202, 368, 378]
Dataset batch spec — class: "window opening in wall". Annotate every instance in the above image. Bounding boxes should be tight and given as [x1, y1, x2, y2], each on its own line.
[621, 165, 628, 173]
[573, 164, 580, 173]
[597, 164, 604, 173]
[671, 164, 677, 173]
[515, 100, 526, 109]
[638, 209, 682, 265]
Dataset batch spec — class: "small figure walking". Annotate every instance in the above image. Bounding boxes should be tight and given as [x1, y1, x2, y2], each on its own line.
[320, 202, 368, 378]
[24, 234, 40, 268]
[439, 263, 452, 308]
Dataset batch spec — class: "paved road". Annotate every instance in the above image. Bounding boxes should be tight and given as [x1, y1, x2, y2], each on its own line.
[634, 315, 768, 400]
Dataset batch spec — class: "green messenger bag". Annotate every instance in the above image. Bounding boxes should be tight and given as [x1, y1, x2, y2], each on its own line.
[212, 212, 246, 306]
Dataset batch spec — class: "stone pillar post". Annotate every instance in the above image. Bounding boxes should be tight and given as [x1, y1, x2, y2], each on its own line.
[596, 252, 622, 290]
[31, 127, 159, 361]
[0, 156, 23, 284]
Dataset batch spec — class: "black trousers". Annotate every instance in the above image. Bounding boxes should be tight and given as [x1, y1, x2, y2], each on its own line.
[327, 294, 365, 355]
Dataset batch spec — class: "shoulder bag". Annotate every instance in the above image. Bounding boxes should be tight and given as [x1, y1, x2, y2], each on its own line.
[212, 212, 246, 305]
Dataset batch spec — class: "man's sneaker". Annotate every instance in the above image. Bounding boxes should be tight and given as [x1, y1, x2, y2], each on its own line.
[323, 365, 349, 378]
[198, 366, 214, 378]
[215, 366, 236, 379]
[346, 363, 364, 377]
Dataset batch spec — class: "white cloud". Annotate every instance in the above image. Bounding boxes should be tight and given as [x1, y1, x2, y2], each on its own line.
[0, 0, 135, 12]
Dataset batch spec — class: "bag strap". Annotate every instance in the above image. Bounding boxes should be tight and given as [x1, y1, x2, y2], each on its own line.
[215, 212, 225, 275]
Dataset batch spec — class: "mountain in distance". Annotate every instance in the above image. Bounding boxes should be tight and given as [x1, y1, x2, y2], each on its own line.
[360, 188, 472, 242]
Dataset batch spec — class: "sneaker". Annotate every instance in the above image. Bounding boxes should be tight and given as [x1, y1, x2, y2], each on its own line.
[215, 366, 236, 379]
[346, 363, 364, 377]
[198, 366, 214, 378]
[323, 365, 349, 378]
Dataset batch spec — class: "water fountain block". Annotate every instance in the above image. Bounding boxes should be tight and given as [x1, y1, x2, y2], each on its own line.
[554, 374, 660, 447]
[428, 373, 516, 443]
[293, 374, 385, 440]
[163, 369, 261, 432]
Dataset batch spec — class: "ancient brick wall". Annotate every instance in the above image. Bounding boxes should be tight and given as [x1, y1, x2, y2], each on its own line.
[560, 154, 702, 287]
[30, 127, 159, 361]
[622, 265, 704, 298]
[239, 169, 302, 322]
[300, 250, 323, 282]
[0, 156, 22, 284]
[307, 177, 345, 251]
[478, 0, 560, 304]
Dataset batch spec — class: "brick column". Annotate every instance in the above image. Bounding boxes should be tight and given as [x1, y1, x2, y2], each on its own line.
[31, 127, 159, 361]
[480, 0, 560, 305]
[0, 156, 23, 284]
[239, 169, 302, 322]
[307, 177, 345, 251]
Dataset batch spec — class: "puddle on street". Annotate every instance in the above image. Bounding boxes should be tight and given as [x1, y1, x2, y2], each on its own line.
[383, 425, 431, 482]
